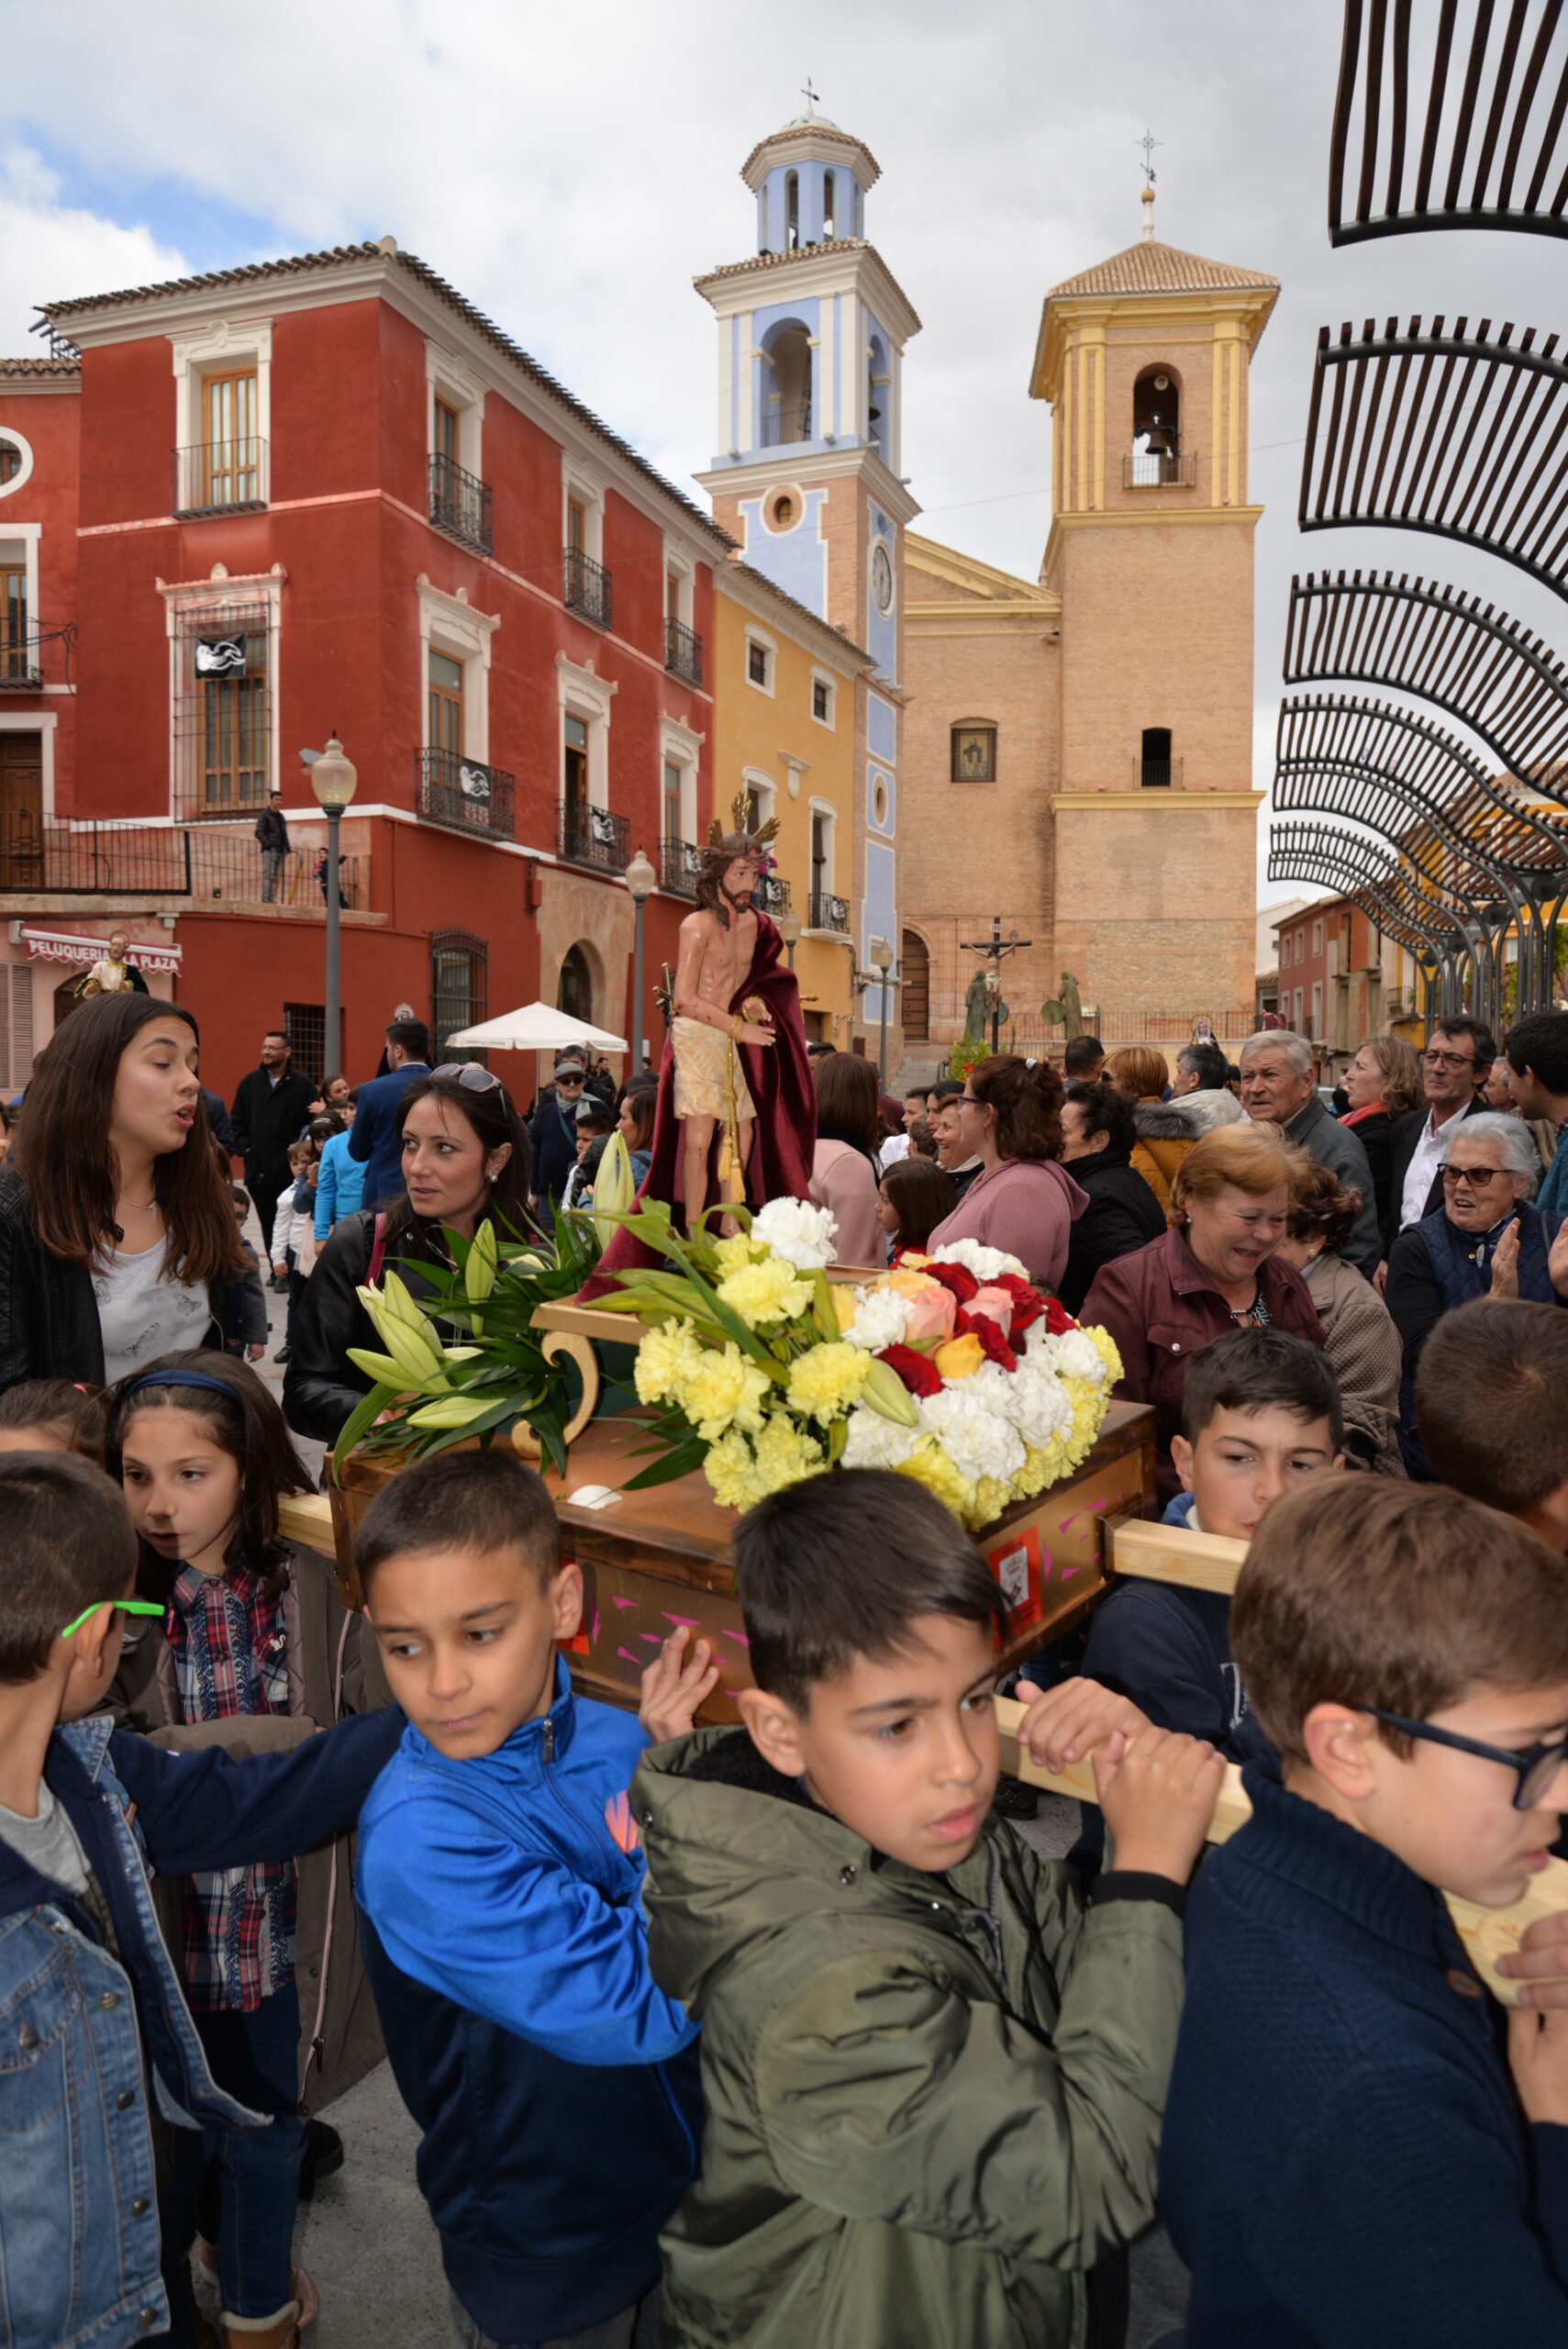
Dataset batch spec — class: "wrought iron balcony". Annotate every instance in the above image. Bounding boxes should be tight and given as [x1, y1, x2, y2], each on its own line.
[1124, 447, 1196, 489]
[172, 439, 268, 517]
[416, 748, 516, 842]
[757, 874, 792, 916]
[663, 617, 703, 685]
[661, 835, 702, 897]
[0, 626, 43, 691]
[1133, 755, 1184, 790]
[428, 452, 493, 556]
[563, 546, 613, 629]
[808, 890, 849, 933]
[561, 800, 629, 873]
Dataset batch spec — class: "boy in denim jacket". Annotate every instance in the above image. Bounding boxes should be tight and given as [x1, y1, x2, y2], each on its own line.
[0, 1450, 400, 2349]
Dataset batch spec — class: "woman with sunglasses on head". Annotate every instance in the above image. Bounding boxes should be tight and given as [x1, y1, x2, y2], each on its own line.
[284, 1065, 532, 1445]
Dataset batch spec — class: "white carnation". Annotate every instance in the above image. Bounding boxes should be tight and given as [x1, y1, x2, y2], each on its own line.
[751, 1197, 839, 1270]
[917, 1386, 1026, 1486]
[1052, 1329, 1106, 1385]
[1000, 1362, 1073, 1448]
[841, 1403, 919, 1471]
[929, 1240, 1028, 1281]
[841, 1287, 911, 1353]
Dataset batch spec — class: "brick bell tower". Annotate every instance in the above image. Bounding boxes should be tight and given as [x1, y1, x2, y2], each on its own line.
[1029, 183, 1279, 1021]
[695, 103, 921, 1041]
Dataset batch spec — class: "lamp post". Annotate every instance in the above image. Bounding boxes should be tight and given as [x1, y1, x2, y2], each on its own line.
[306, 731, 357, 1081]
[623, 844, 657, 1075]
[778, 904, 802, 970]
[871, 934, 896, 1084]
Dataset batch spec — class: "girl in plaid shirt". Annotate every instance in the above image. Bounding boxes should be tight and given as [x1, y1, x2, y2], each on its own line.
[104, 1353, 385, 2349]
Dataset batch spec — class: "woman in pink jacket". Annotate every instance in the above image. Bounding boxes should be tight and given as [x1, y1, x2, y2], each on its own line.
[808, 1051, 887, 1268]
[928, 1055, 1087, 1291]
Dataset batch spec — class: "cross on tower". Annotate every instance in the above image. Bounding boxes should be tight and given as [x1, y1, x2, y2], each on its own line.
[801, 77, 819, 117]
[1136, 128, 1161, 185]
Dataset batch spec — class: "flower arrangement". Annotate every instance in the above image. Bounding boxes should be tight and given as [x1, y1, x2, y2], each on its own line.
[593, 1195, 1122, 1530]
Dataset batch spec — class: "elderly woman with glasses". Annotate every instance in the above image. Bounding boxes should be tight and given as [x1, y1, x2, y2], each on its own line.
[284, 1065, 534, 1443]
[1385, 1110, 1568, 1479]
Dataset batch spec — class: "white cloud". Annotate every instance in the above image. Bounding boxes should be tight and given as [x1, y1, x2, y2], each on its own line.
[0, 145, 189, 354]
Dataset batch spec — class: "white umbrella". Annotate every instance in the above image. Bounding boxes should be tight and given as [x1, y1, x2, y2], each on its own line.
[443, 1000, 628, 1053]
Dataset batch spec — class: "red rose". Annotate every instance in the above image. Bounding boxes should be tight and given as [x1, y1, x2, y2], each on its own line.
[969, 1315, 1018, 1373]
[1043, 1295, 1079, 1334]
[990, 1273, 1046, 1333]
[923, 1262, 980, 1306]
[876, 1343, 944, 1399]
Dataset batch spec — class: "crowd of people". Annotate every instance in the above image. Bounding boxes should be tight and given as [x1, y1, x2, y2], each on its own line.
[5, 985, 1568, 2349]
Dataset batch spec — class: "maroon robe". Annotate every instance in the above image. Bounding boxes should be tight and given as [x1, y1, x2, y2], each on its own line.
[579, 910, 815, 1298]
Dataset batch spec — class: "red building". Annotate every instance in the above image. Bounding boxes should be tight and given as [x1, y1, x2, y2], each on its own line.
[0, 239, 725, 1097]
[1272, 894, 1392, 1076]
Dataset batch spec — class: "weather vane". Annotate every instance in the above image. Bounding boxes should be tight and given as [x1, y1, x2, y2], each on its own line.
[1136, 128, 1161, 186]
[801, 77, 819, 118]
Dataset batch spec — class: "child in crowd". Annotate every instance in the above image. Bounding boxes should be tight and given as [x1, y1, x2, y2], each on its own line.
[635, 1468, 1222, 2349]
[617, 1081, 658, 1188]
[1415, 1296, 1568, 1550]
[228, 1184, 269, 1364]
[313, 1089, 363, 1238]
[270, 1139, 317, 1364]
[562, 1098, 615, 1211]
[906, 1112, 939, 1163]
[353, 1450, 719, 2349]
[104, 1352, 388, 2349]
[0, 1375, 106, 1462]
[875, 1152, 959, 1262]
[0, 1449, 398, 2349]
[1162, 1475, 1568, 2343]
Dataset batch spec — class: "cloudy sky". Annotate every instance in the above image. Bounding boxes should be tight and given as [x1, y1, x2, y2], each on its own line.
[5, 0, 1564, 906]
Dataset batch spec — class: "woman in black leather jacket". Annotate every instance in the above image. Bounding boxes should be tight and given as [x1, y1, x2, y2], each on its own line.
[284, 1068, 532, 1443]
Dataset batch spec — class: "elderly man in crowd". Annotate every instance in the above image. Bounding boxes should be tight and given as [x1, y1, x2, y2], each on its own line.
[1237, 1030, 1381, 1278]
[1381, 1017, 1494, 1259]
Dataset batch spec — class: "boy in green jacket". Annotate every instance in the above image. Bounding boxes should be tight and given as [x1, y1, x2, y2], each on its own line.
[634, 1468, 1221, 2349]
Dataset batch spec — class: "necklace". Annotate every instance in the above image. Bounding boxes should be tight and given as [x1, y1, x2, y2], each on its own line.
[119, 1197, 161, 1212]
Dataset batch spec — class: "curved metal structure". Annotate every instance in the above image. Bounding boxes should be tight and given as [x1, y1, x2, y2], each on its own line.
[1268, 818, 1468, 1018]
[1274, 692, 1568, 1017]
[1299, 317, 1568, 602]
[1284, 570, 1568, 794]
[1330, 0, 1568, 246]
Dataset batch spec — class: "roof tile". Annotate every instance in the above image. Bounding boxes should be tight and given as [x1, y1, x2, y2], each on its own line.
[1046, 238, 1278, 299]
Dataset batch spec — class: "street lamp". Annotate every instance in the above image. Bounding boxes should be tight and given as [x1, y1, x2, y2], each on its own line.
[306, 731, 357, 1081]
[871, 934, 896, 1085]
[777, 904, 802, 970]
[623, 845, 657, 1075]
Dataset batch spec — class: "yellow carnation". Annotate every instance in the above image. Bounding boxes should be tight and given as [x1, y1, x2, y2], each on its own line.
[784, 1341, 872, 1425]
[704, 1428, 763, 1512]
[751, 1409, 826, 1497]
[713, 1230, 761, 1277]
[934, 1333, 984, 1383]
[972, 1475, 1015, 1529]
[1087, 1325, 1123, 1384]
[634, 1318, 705, 1406]
[675, 1342, 773, 1443]
[717, 1257, 814, 1328]
[895, 1435, 978, 1525]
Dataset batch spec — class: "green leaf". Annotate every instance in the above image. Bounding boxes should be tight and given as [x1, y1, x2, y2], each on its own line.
[619, 1434, 710, 1490]
[809, 1268, 840, 1344]
[827, 1416, 850, 1464]
[330, 1383, 399, 1483]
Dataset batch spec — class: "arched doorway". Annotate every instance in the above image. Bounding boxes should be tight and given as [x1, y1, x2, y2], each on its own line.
[901, 929, 930, 1038]
[557, 944, 593, 1026]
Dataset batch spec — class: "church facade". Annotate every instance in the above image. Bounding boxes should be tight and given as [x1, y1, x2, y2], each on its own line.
[900, 186, 1278, 1060]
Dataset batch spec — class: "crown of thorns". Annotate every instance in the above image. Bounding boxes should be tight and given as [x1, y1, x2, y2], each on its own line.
[706, 791, 781, 850]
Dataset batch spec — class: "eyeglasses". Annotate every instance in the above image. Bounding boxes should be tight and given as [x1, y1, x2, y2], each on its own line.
[1440, 1164, 1509, 1188]
[1423, 1049, 1476, 1068]
[61, 1598, 164, 1641]
[431, 1063, 504, 1093]
[1365, 1709, 1568, 1809]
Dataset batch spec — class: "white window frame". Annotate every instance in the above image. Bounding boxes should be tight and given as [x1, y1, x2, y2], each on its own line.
[417, 580, 499, 763]
[1293, 986, 1304, 1031]
[744, 624, 776, 698]
[662, 540, 695, 632]
[562, 452, 606, 566]
[809, 665, 838, 729]
[807, 796, 838, 924]
[741, 767, 777, 835]
[660, 713, 704, 847]
[159, 564, 285, 818]
[1295, 928, 1306, 962]
[0, 521, 41, 650]
[0, 427, 35, 501]
[1279, 930, 1291, 968]
[1311, 918, 1324, 956]
[427, 342, 487, 479]
[1310, 979, 1323, 1037]
[170, 320, 273, 503]
[556, 651, 616, 810]
[0, 709, 57, 819]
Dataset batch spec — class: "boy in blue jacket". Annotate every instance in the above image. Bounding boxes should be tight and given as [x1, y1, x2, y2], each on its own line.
[0, 1450, 401, 2349]
[1162, 1475, 1568, 2344]
[354, 1449, 717, 2349]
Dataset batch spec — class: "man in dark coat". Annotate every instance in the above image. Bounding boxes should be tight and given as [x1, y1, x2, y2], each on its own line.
[528, 1057, 590, 1228]
[349, 1018, 433, 1212]
[254, 790, 290, 902]
[1057, 1080, 1167, 1314]
[1381, 1018, 1494, 1260]
[230, 1030, 316, 1265]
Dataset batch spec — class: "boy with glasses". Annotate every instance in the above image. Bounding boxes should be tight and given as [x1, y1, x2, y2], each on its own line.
[1162, 1475, 1568, 2343]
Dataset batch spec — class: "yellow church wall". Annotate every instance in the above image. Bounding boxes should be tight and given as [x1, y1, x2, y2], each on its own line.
[709, 567, 863, 1043]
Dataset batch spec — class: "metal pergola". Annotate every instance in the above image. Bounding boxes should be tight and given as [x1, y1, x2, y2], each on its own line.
[1269, 818, 1473, 1020]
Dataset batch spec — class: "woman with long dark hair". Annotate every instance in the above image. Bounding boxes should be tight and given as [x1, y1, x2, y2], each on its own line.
[284, 1066, 532, 1443]
[808, 1050, 885, 1265]
[0, 993, 240, 1389]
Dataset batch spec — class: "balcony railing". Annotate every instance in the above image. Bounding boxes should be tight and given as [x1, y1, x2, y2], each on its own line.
[808, 890, 850, 934]
[1124, 446, 1197, 489]
[172, 439, 268, 517]
[0, 627, 43, 690]
[563, 546, 613, 629]
[1133, 756, 1185, 790]
[0, 816, 367, 907]
[416, 748, 516, 842]
[663, 616, 703, 685]
[757, 874, 791, 916]
[662, 835, 702, 897]
[428, 452, 493, 556]
[561, 800, 629, 873]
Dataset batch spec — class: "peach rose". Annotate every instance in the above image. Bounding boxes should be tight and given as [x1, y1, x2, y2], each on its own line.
[902, 1286, 958, 1344]
[967, 1286, 1015, 1341]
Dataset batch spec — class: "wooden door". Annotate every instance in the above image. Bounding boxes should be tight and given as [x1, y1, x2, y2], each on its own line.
[0, 731, 43, 888]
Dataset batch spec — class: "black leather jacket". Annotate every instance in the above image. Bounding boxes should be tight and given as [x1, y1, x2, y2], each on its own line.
[0, 1168, 232, 1392]
[284, 1211, 455, 1446]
